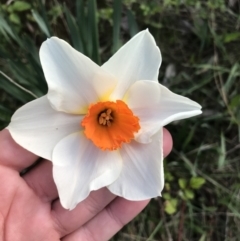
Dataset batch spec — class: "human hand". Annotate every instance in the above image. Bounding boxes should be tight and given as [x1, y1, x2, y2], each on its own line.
[0, 128, 172, 241]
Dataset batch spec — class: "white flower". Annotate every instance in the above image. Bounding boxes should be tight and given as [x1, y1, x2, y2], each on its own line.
[7, 30, 202, 210]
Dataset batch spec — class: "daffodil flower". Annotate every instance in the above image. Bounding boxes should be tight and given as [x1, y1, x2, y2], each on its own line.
[7, 30, 202, 210]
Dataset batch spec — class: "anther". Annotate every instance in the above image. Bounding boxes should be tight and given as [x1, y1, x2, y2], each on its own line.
[98, 109, 113, 126]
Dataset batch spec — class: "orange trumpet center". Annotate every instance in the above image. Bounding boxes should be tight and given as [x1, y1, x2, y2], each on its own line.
[81, 100, 140, 151]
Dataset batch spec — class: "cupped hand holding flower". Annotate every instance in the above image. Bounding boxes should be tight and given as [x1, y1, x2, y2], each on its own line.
[0, 128, 172, 240]
[2, 30, 201, 240]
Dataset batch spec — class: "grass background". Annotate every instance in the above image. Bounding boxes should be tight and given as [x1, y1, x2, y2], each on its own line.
[0, 0, 240, 240]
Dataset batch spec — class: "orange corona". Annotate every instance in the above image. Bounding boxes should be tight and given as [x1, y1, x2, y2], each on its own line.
[81, 100, 140, 150]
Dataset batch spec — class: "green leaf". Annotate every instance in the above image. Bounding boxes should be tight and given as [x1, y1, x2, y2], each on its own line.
[76, 0, 88, 55]
[0, 15, 23, 46]
[7, 5, 14, 13]
[182, 124, 197, 149]
[64, 5, 83, 52]
[87, 0, 100, 64]
[223, 63, 240, 95]
[218, 132, 226, 169]
[11, 1, 31, 12]
[165, 172, 174, 181]
[190, 177, 206, 189]
[37, 0, 52, 35]
[127, 9, 138, 37]
[224, 32, 240, 43]
[178, 178, 187, 189]
[112, 0, 122, 53]
[32, 9, 51, 37]
[230, 95, 240, 109]
[9, 13, 21, 25]
[162, 193, 171, 200]
[164, 199, 178, 215]
[184, 189, 195, 199]
[0, 75, 33, 103]
[165, 182, 170, 191]
[199, 233, 207, 241]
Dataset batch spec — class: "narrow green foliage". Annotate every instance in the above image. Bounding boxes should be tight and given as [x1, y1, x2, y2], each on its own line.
[76, 0, 88, 54]
[0, 15, 23, 46]
[112, 0, 122, 53]
[224, 63, 240, 95]
[87, 0, 100, 64]
[218, 132, 226, 169]
[0, 75, 33, 103]
[32, 10, 51, 37]
[64, 5, 83, 52]
[146, 220, 163, 241]
[126, 9, 139, 37]
[36, 0, 52, 35]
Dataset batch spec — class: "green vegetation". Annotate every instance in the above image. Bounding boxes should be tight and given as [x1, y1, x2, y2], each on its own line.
[0, 0, 240, 240]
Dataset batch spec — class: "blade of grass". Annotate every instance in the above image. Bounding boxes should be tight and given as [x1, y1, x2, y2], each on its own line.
[87, 0, 100, 64]
[76, 0, 88, 55]
[0, 23, 11, 42]
[182, 124, 197, 150]
[218, 132, 226, 169]
[37, 0, 52, 36]
[146, 220, 163, 241]
[178, 152, 239, 199]
[22, 35, 41, 64]
[32, 10, 51, 37]
[127, 9, 139, 37]
[223, 63, 240, 95]
[0, 15, 23, 47]
[0, 70, 38, 98]
[112, 0, 122, 53]
[64, 4, 83, 52]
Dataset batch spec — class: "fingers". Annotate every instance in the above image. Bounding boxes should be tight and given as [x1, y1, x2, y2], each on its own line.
[62, 198, 150, 241]
[52, 188, 116, 237]
[162, 128, 173, 157]
[0, 129, 38, 172]
[52, 128, 173, 238]
[20, 127, 172, 205]
[23, 160, 58, 202]
[2, 125, 172, 239]
[0, 129, 58, 203]
[0, 127, 172, 173]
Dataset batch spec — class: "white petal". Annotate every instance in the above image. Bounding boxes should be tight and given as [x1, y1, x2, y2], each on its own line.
[107, 131, 164, 200]
[7, 96, 81, 160]
[102, 30, 162, 100]
[40, 37, 117, 114]
[125, 81, 202, 143]
[52, 132, 122, 210]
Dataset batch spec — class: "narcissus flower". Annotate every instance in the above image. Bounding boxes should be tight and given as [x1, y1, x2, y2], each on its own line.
[7, 30, 201, 210]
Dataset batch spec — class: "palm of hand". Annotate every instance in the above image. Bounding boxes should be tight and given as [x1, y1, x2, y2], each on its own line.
[0, 166, 59, 240]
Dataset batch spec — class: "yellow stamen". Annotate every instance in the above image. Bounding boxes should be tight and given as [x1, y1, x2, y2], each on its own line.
[98, 109, 113, 126]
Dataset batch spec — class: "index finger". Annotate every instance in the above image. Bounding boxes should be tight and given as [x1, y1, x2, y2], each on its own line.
[0, 129, 38, 172]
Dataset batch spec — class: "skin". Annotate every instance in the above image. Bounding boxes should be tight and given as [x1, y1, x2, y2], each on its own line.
[0, 128, 172, 241]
